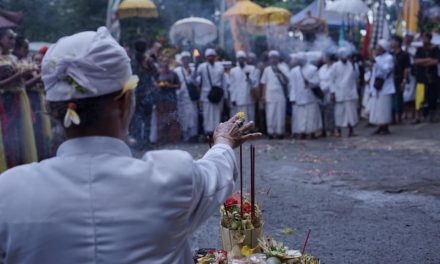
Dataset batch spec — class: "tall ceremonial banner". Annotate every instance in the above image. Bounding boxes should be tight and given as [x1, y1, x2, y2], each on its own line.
[106, 0, 122, 41]
[403, 0, 419, 34]
[370, 0, 385, 50]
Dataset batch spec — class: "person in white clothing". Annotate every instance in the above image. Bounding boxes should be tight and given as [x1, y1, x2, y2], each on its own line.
[332, 47, 360, 137]
[318, 52, 337, 137]
[260, 50, 290, 139]
[196, 49, 225, 136]
[369, 39, 396, 135]
[229, 51, 259, 122]
[174, 51, 199, 142]
[289, 53, 322, 139]
[0, 27, 261, 264]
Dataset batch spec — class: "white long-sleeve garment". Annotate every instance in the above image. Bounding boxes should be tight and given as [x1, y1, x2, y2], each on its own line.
[0, 137, 238, 264]
[288, 64, 319, 105]
[174, 66, 199, 141]
[318, 63, 336, 104]
[260, 64, 290, 103]
[331, 60, 359, 102]
[368, 53, 396, 97]
[196, 62, 225, 102]
[228, 64, 258, 106]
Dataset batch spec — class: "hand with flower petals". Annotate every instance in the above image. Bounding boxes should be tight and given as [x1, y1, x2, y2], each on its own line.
[213, 114, 262, 149]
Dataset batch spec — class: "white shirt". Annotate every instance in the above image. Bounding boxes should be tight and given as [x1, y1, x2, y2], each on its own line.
[332, 60, 359, 102]
[229, 64, 258, 106]
[197, 62, 225, 102]
[260, 64, 290, 102]
[318, 63, 336, 104]
[289, 65, 319, 105]
[369, 53, 395, 96]
[174, 65, 199, 104]
[0, 137, 237, 264]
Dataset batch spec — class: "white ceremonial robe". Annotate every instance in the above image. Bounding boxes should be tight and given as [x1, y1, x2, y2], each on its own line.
[228, 64, 259, 122]
[174, 66, 199, 141]
[368, 53, 395, 125]
[289, 65, 322, 134]
[0, 137, 238, 264]
[260, 64, 289, 135]
[318, 63, 336, 105]
[197, 62, 225, 133]
[332, 60, 360, 127]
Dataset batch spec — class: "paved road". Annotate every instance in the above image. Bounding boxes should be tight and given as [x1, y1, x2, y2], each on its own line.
[147, 121, 440, 263]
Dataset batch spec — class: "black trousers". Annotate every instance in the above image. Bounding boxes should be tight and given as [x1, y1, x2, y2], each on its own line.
[425, 81, 439, 112]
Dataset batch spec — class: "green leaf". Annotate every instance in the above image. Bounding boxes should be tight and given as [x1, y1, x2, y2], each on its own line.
[281, 227, 295, 235]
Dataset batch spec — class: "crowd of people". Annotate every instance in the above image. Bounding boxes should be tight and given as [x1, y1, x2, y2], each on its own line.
[127, 32, 439, 148]
[0, 27, 439, 171]
[0, 28, 52, 173]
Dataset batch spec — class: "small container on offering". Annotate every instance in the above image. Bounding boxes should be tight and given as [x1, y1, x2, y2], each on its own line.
[220, 193, 263, 252]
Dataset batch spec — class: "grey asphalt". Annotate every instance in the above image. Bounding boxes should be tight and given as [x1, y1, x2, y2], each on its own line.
[146, 121, 440, 264]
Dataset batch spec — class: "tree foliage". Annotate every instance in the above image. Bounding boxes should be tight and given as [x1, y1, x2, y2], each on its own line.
[1, 0, 313, 42]
[254, 0, 314, 12]
[2, 0, 107, 42]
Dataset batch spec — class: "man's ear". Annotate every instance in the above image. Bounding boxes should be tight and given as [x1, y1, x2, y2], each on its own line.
[118, 90, 135, 120]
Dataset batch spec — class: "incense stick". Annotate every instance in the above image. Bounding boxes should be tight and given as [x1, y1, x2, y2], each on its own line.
[301, 229, 311, 255]
[240, 145, 243, 217]
[250, 145, 255, 219]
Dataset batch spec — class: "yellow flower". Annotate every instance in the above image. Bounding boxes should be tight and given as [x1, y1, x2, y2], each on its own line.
[241, 245, 259, 257]
[236, 112, 246, 120]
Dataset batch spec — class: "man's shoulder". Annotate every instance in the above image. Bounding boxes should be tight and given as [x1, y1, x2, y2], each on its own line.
[0, 162, 41, 193]
[141, 150, 195, 187]
[142, 150, 194, 170]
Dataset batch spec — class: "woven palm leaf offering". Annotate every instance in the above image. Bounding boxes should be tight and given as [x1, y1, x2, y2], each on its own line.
[220, 139, 262, 254]
[257, 235, 320, 264]
[196, 249, 228, 264]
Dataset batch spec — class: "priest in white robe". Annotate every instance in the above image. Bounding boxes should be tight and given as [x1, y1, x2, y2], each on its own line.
[260, 50, 290, 139]
[196, 49, 225, 136]
[229, 51, 259, 122]
[369, 39, 396, 135]
[332, 47, 360, 137]
[318, 52, 337, 137]
[289, 53, 322, 139]
[174, 51, 199, 142]
[0, 27, 261, 264]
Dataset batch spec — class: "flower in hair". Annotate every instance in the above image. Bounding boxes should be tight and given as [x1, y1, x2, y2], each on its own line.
[64, 102, 80, 128]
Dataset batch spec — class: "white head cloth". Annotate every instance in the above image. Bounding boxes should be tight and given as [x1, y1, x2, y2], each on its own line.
[42, 27, 133, 102]
[205, 48, 217, 57]
[378, 39, 391, 52]
[338, 47, 352, 59]
[292, 52, 307, 66]
[180, 51, 191, 58]
[236, 50, 247, 59]
[306, 51, 323, 65]
[268, 50, 280, 57]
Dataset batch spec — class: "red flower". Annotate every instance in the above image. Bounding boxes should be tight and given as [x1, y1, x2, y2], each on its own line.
[224, 192, 242, 207]
[242, 203, 252, 214]
[224, 197, 238, 207]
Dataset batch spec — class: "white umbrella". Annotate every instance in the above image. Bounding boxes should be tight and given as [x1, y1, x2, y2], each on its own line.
[169, 17, 218, 46]
[325, 0, 369, 15]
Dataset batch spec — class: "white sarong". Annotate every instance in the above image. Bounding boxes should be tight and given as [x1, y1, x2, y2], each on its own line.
[266, 102, 286, 135]
[178, 101, 198, 141]
[369, 95, 393, 125]
[335, 100, 359, 127]
[202, 101, 223, 134]
[292, 103, 322, 134]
